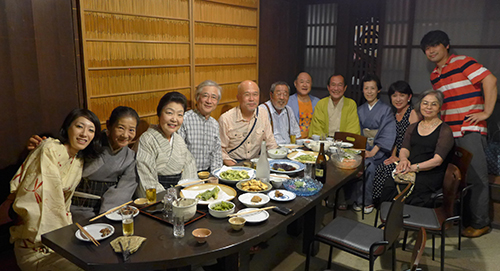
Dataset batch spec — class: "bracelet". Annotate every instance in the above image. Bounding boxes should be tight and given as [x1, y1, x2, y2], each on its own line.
[416, 163, 420, 173]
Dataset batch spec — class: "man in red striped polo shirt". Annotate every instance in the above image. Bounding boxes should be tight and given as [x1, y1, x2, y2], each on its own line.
[421, 30, 498, 238]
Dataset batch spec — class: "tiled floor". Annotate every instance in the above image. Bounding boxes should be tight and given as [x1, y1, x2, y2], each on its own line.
[248, 204, 500, 271]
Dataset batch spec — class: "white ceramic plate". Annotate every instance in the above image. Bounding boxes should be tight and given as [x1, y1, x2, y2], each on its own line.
[236, 208, 269, 223]
[340, 142, 354, 148]
[105, 206, 139, 221]
[267, 189, 296, 201]
[75, 223, 115, 242]
[238, 193, 270, 208]
[177, 178, 205, 188]
[212, 166, 256, 184]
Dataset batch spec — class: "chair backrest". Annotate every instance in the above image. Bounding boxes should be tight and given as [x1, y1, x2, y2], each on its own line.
[333, 132, 367, 150]
[450, 146, 473, 193]
[410, 227, 427, 271]
[129, 119, 150, 149]
[384, 183, 412, 246]
[442, 163, 461, 218]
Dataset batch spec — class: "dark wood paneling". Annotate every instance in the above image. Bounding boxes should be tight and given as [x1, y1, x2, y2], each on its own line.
[258, 0, 301, 101]
[0, 0, 80, 169]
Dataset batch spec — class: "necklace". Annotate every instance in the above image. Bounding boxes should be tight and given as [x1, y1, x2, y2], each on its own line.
[420, 119, 441, 129]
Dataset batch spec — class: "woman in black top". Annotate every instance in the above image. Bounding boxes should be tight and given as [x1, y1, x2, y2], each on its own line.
[380, 89, 454, 207]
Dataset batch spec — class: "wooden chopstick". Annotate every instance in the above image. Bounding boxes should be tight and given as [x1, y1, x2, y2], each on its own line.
[75, 223, 100, 246]
[89, 200, 133, 221]
[227, 206, 277, 217]
[174, 179, 205, 187]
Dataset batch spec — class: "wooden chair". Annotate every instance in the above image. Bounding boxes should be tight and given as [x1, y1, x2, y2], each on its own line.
[377, 146, 473, 271]
[305, 183, 412, 271]
[128, 119, 150, 149]
[406, 227, 427, 271]
[332, 132, 367, 219]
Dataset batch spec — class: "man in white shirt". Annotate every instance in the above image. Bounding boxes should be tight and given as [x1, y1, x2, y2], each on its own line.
[259, 81, 301, 144]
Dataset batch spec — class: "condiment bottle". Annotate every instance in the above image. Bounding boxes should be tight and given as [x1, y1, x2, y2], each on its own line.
[315, 142, 327, 184]
[256, 141, 270, 179]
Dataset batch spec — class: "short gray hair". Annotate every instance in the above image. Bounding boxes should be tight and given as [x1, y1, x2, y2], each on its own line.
[415, 89, 444, 117]
[195, 80, 222, 102]
[270, 81, 290, 94]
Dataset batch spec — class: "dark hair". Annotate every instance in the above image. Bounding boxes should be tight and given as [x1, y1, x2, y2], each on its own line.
[108, 106, 140, 128]
[156, 92, 188, 117]
[388, 81, 414, 112]
[326, 74, 346, 86]
[361, 73, 382, 90]
[59, 108, 102, 159]
[420, 30, 450, 52]
[270, 81, 290, 94]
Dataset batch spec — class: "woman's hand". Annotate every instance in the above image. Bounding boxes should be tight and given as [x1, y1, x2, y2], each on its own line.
[396, 159, 411, 174]
[27, 135, 46, 151]
[384, 156, 399, 165]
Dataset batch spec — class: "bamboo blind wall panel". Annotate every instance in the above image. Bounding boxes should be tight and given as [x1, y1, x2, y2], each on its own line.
[206, 0, 257, 9]
[82, 0, 189, 19]
[84, 12, 190, 42]
[217, 83, 239, 104]
[212, 101, 240, 119]
[86, 67, 190, 96]
[87, 42, 190, 67]
[90, 88, 191, 120]
[194, 0, 257, 26]
[195, 65, 257, 86]
[194, 44, 256, 64]
[194, 23, 257, 44]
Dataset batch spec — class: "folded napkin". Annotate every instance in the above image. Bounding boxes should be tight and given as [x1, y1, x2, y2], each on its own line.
[110, 236, 146, 254]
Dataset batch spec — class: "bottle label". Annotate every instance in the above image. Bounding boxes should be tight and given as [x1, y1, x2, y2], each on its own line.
[315, 168, 324, 177]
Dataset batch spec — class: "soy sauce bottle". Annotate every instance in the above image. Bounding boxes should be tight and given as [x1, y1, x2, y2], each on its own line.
[315, 143, 327, 184]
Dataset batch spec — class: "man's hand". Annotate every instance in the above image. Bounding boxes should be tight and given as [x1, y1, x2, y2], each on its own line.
[384, 156, 399, 165]
[27, 135, 46, 150]
[465, 112, 489, 126]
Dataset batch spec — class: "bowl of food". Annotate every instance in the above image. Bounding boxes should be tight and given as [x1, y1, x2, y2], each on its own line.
[198, 171, 210, 179]
[192, 228, 212, 243]
[270, 177, 284, 188]
[212, 166, 255, 184]
[238, 193, 270, 208]
[267, 148, 288, 159]
[331, 152, 362, 170]
[228, 217, 246, 231]
[304, 140, 334, 152]
[173, 198, 198, 222]
[236, 179, 272, 193]
[208, 201, 235, 218]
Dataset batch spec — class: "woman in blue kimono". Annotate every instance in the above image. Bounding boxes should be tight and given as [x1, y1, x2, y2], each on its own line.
[350, 74, 396, 214]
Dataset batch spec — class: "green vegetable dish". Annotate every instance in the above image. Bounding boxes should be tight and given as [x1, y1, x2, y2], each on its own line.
[196, 186, 220, 201]
[211, 201, 234, 211]
[295, 154, 316, 162]
[220, 169, 250, 181]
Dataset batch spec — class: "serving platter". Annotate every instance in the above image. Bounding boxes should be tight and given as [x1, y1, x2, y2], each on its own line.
[212, 166, 256, 184]
[269, 159, 305, 174]
[287, 151, 329, 164]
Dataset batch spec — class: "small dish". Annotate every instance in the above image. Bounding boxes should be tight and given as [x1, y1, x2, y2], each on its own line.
[105, 206, 139, 221]
[208, 201, 235, 218]
[236, 208, 269, 223]
[75, 223, 115, 242]
[198, 171, 210, 179]
[267, 148, 288, 159]
[192, 228, 211, 243]
[267, 189, 296, 201]
[269, 159, 305, 174]
[238, 193, 270, 208]
[236, 179, 272, 193]
[228, 217, 246, 231]
[134, 198, 148, 206]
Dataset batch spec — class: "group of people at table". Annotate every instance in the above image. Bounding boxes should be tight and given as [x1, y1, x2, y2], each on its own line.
[4, 30, 497, 270]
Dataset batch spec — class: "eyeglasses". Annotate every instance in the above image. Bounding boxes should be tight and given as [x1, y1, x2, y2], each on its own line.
[201, 93, 219, 101]
[421, 101, 439, 107]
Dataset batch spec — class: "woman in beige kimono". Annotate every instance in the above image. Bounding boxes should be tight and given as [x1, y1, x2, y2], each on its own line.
[10, 109, 101, 271]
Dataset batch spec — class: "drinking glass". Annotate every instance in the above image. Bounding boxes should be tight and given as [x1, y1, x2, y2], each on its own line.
[173, 215, 185, 238]
[304, 163, 314, 179]
[120, 206, 134, 236]
[146, 185, 157, 204]
[290, 135, 296, 144]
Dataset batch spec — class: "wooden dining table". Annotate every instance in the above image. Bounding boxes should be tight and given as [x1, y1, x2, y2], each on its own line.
[42, 158, 360, 271]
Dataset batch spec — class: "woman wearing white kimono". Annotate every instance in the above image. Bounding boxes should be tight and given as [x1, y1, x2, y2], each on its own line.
[136, 92, 197, 196]
[10, 109, 101, 271]
[350, 74, 396, 214]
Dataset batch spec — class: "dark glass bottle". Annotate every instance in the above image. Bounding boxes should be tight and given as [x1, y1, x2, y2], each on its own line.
[315, 143, 327, 184]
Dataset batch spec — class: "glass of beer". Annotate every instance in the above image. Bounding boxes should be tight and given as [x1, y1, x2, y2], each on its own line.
[146, 186, 157, 204]
[290, 135, 296, 144]
[120, 206, 134, 236]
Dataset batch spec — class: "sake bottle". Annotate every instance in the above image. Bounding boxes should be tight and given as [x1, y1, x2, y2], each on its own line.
[315, 142, 327, 184]
[256, 141, 270, 179]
